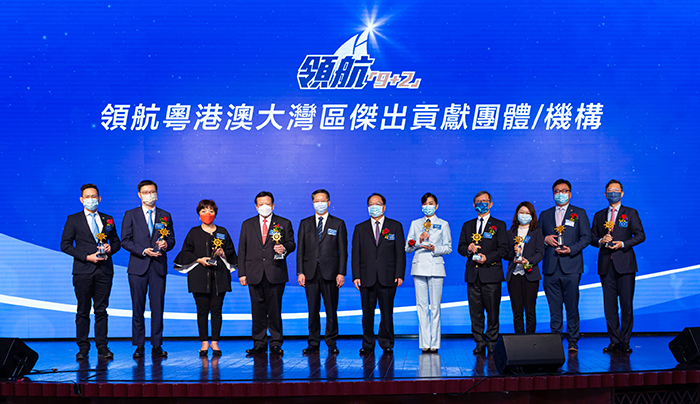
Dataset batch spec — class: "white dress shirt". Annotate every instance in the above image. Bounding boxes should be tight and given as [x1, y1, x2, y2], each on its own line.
[83, 209, 103, 233]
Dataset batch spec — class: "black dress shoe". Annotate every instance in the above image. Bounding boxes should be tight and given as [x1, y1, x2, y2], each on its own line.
[359, 347, 374, 355]
[429, 348, 438, 354]
[133, 346, 145, 359]
[270, 345, 284, 355]
[383, 347, 393, 354]
[472, 346, 485, 355]
[199, 349, 208, 357]
[620, 344, 633, 354]
[302, 345, 319, 354]
[152, 346, 168, 357]
[603, 343, 620, 353]
[212, 349, 222, 356]
[97, 347, 114, 359]
[246, 346, 266, 354]
[76, 348, 89, 360]
[329, 346, 340, 354]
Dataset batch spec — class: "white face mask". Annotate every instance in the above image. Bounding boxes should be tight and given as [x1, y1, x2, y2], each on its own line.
[313, 202, 329, 214]
[141, 193, 157, 206]
[82, 198, 99, 211]
[257, 204, 272, 217]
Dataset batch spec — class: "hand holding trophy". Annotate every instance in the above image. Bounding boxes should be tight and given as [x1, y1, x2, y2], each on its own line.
[420, 219, 432, 246]
[96, 232, 107, 259]
[513, 236, 524, 262]
[271, 224, 285, 260]
[554, 225, 566, 250]
[207, 237, 223, 266]
[472, 233, 483, 261]
[604, 220, 615, 248]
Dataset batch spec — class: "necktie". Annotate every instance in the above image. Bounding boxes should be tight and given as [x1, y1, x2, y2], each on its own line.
[317, 217, 324, 242]
[262, 218, 268, 244]
[556, 207, 564, 226]
[375, 221, 380, 246]
[89, 213, 99, 242]
[147, 210, 154, 237]
[477, 218, 484, 234]
[610, 207, 616, 224]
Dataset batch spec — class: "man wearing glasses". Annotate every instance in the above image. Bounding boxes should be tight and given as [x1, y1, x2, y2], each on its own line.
[352, 193, 405, 355]
[590, 180, 645, 354]
[539, 179, 591, 352]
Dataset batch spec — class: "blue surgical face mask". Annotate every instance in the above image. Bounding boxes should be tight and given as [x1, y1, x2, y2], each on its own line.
[475, 202, 490, 215]
[606, 192, 622, 204]
[554, 192, 569, 205]
[313, 202, 329, 214]
[368, 205, 384, 218]
[422, 205, 436, 216]
[518, 214, 532, 225]
[82, 198, 99, 211]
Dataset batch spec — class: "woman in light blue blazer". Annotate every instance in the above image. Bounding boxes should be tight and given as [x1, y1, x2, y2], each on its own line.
[405, 193, 452, 353]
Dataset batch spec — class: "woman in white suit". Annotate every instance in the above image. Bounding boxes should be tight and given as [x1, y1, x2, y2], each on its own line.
[405, 193, 452, 353]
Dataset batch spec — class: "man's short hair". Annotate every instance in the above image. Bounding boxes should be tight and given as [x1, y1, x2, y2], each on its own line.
[473, 191, 492, 204]
[138, 180, 158, 192]
[605, 179, 623, 191]
[552, 179, 572, 191]
[80, 183, 99, 196]
[255, 191, 275, 204]
[312, 189, 330, 201]
[367, 193, 386, 205]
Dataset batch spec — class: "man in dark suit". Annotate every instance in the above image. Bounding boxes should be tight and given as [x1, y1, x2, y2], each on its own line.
[539, 179, 591, 352]
[352, 193, 406, 355]
[457, 191, 509, 355]
[61, 183, 121, 360]
[121, 180, 175, 358]
[591, 180, 645, 354]
[238, 191, 296, 355]
[297, 189, 348, 355]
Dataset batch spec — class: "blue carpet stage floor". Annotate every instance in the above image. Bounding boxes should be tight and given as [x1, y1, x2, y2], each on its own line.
[2, 335, 699, 403]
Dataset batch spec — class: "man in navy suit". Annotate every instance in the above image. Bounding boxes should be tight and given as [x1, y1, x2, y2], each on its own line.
[539, 179, 591, 352]
[591, 180, 645, 354]
[238, 191, 296, 355]
[121, 180, 175, 358]
[297, 189, 348, 355]
[61, 183, 121, 360]
[457, 191, 509, 355]
[352, 193, 406, 355]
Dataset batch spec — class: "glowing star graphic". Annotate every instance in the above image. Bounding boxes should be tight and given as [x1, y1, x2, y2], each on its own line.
[296, 9, 420, 90]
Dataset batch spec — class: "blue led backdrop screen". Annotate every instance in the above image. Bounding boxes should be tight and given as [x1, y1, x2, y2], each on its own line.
[1, 0, 698, 339]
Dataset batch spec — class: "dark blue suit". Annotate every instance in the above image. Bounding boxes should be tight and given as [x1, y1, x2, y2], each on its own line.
[121, 206, 175, 347]
[61, 211, 121, 350]
[591, 205, 645, 346]
[539, 204, 590, 344]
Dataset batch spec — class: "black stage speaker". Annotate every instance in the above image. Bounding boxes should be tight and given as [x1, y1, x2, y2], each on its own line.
[0, 338, 39, 378]
[493, 333, 565, 374]
[669, 327, 700, 364]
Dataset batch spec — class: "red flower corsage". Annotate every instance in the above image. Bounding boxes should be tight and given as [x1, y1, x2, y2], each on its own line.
[382, 228, 392, 239]
[408, 239, 416, 247]
[569, 213, 578, 222]
[619, 214, 628, 222]
[107, 219, 114, 225]
[487, 225, 497, 235]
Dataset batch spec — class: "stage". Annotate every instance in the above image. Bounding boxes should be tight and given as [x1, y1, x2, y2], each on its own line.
[2, 335, 699, 403]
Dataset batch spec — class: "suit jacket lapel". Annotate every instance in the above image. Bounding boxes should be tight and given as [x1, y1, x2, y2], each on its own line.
[366, 219, 377, 246]
[264, 215, 275, 246]
[81, 212, 95, 241]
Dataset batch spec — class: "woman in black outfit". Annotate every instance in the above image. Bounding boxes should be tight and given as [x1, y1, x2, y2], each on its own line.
[174, 199, 237, 356]
[506, 201, 544, 334]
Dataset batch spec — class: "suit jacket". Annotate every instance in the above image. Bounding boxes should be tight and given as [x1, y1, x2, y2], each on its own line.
[296, 214, 348, 281]
[539, 204, 591, 275]
[505, 227, 544, 282]
[457, 216, 508, 283]
[121, 206, 176, 277]
[351, 217, 406, 288]
[238, 214, 296, 285]
[61, 211, 121, 275]
[405, 215, 452, 277]
[590, 205, 645, 276]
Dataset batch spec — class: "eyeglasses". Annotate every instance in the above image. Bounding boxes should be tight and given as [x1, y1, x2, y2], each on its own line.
[140, 191, 157, 195]
[368, 203, 384, 207]
[553, 189, 570, 194]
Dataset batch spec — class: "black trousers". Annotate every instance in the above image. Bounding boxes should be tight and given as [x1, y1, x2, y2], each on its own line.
[467, 278, 501, 350]
[73, 267, 113, 349]
[193, 284, 226, 341]
[507, 275, 539, 334]
[601, 268, 635, 345]
[248, 273, 285, 348]
[305, 271, 340, 348]
[360, 281, 397, 350]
